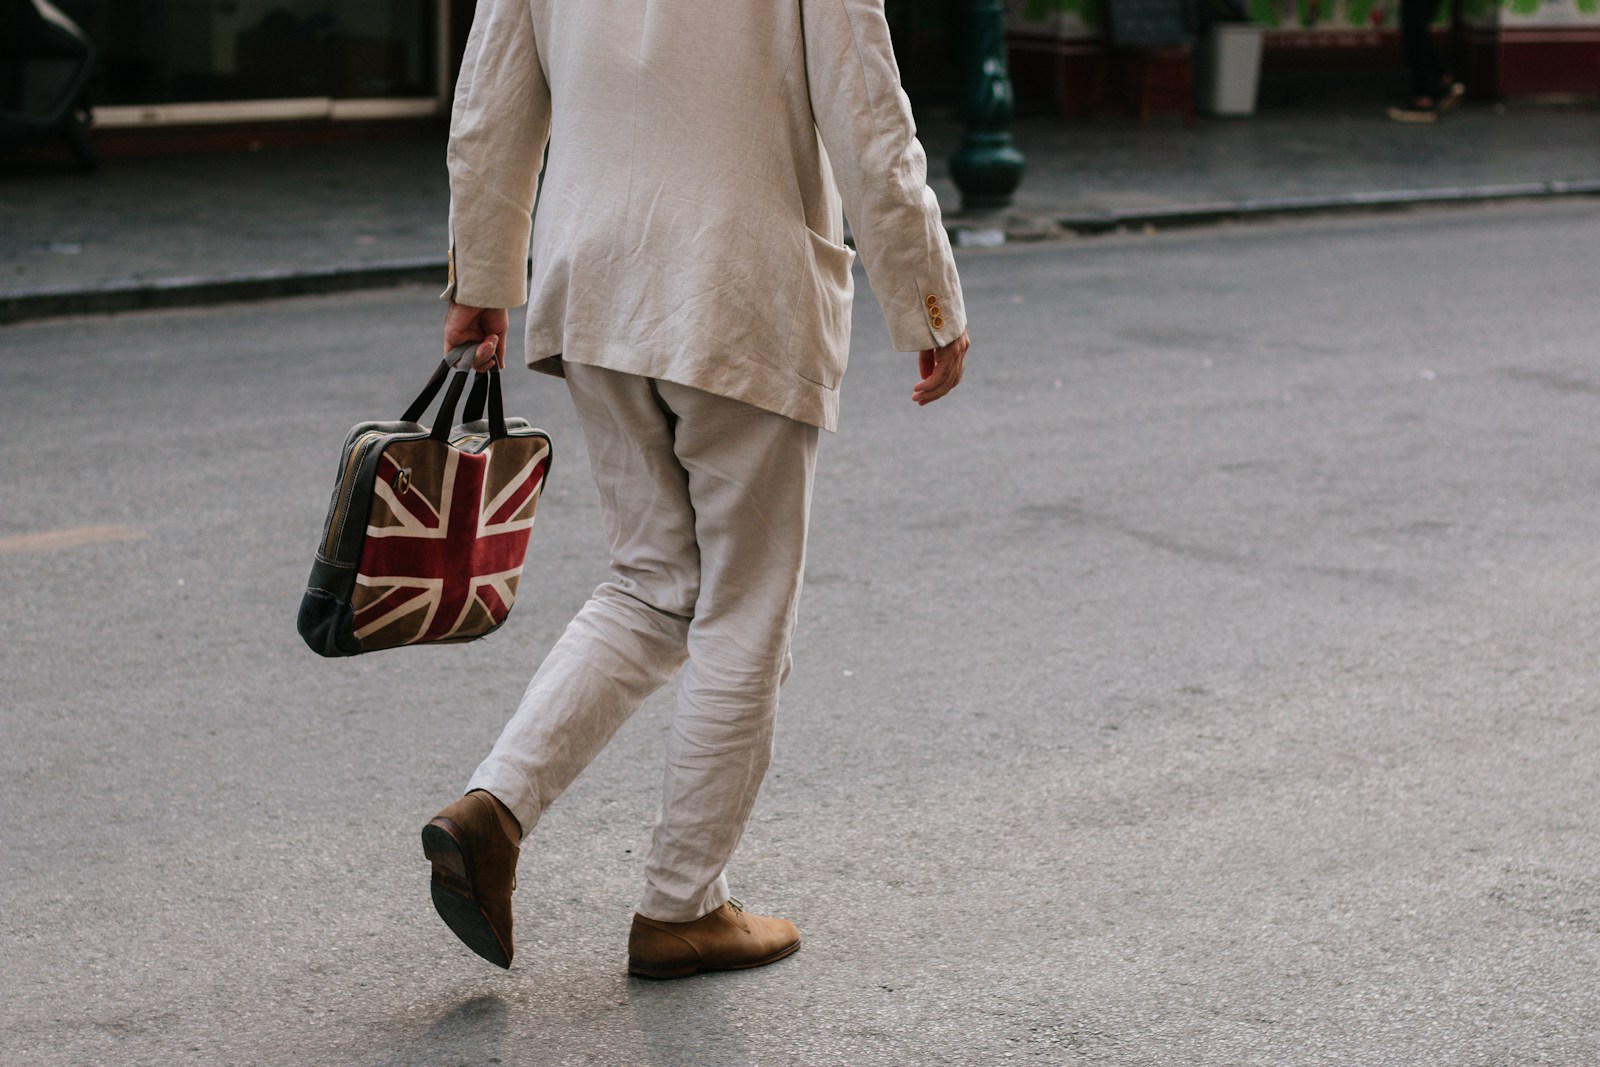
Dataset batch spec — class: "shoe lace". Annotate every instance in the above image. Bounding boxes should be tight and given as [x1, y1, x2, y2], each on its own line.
[726, 898, 745, 914]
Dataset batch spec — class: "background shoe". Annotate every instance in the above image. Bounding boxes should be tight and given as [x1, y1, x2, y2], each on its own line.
[1435, 80, 1466, 112]
[421, 790, 520, 968]
[628, 899, 801, 979]
[1387, 101, 1438, 124]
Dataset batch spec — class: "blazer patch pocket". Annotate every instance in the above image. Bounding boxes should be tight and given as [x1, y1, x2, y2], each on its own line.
[797, 229, 856, 389]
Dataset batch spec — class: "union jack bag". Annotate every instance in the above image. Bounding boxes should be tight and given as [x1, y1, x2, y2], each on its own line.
[298, 349, 552, 656]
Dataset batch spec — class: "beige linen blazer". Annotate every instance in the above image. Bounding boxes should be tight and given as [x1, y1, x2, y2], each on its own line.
[441, 0, 966, 431]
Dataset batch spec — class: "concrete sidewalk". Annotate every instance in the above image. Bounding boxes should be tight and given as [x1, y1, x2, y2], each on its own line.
[2, 100, 1598, 323]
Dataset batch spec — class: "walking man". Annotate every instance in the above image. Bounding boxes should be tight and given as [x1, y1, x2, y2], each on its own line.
[422, 0, 970, 978]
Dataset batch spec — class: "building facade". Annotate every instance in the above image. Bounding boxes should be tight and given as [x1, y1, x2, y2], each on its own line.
[44, 0, 1600, 148]
[1001, 0, 1600, 106]
[53, 0, 463, 141]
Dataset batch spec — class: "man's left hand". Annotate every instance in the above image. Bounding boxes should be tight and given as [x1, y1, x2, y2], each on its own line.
[913, 330, 969, 406]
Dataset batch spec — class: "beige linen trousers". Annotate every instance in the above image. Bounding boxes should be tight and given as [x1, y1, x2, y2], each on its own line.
[444, 0, 966, 923]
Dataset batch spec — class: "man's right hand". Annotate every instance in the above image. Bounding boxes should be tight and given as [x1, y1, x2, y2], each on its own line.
[913, 330, 969, 406]
[444, 302, 509, 372]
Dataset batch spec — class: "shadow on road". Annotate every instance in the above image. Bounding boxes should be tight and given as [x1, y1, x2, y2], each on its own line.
[377, 993, 508, 1065]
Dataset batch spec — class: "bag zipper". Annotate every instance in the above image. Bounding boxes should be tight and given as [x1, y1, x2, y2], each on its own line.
[323, 430, 384, 559]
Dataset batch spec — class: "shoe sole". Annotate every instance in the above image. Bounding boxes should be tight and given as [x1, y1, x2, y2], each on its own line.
[1386, 107, 1437, 124]
[421, 818, 512, 969]
[627, 938, 801, 980]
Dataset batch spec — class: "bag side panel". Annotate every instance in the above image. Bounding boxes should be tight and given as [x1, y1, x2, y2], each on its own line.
[296, 587, 364, 657]
[298, 426, 429, 656]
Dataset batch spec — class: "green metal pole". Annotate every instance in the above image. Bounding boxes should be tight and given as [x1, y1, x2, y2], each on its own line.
[949, 0, 1026, 216]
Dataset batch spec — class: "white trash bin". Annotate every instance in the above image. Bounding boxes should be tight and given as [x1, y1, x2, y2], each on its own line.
[1197, 24, 1265, 116]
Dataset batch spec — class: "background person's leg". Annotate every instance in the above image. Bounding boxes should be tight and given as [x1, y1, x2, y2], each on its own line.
[1400, 0, 1446, 101]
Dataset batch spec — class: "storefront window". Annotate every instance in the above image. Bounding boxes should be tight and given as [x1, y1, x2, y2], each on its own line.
[57, 1, 439, 106]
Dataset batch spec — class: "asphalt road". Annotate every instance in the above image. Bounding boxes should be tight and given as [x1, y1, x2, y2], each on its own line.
[3, 200, 1599, 1066]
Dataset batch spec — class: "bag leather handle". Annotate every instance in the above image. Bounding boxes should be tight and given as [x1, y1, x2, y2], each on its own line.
[462, 371, 509, 441]
[401, 357, 453, 424]
[401, 344, 509, 442]
[463, 371, 489, 424]
[429, 366, 472, 442]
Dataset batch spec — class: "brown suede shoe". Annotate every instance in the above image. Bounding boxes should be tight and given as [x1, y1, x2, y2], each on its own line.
[628, 900, 801, 979]
[421, 790, 521, 968]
